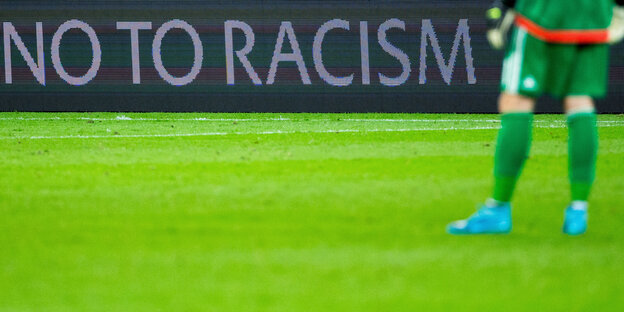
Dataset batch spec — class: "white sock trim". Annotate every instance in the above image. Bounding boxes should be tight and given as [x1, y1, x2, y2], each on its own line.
[486, 198, 508, 208]
[570, 201, 588, 211]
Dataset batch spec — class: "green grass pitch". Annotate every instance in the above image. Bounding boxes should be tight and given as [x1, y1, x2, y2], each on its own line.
[1, 112, 623, 311]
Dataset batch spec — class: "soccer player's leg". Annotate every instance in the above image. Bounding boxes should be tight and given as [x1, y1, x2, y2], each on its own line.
[492, 94, 534, 204]
[563, 97, 597, 235]
[559, 44, 606, 236]
[446, 94, 534, 235]
[447, 28, 540, 235]
[490, 28, 543, 209]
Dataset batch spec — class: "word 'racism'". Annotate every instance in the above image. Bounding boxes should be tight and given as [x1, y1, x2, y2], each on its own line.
[3, 19, 476, 87]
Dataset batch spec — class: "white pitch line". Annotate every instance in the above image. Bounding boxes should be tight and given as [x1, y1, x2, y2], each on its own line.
[344, 119, 624, 124]
[0, 116, 488, 122]
[0, 123, 621, 140]
[0, 116, 295, 122]
[1, 116, 623, 124]
[0, 126, 500, 140]
[342, 118, 503, 122]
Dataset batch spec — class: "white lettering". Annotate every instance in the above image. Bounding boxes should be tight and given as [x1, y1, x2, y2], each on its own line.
[360, 21, 370, 85]
[117, 21, 152, 84]
[224, 20, 262, 85]
[51, 20, 101, 86]
[152, 19, 203, 86]
[3, 22, 45, 85]
[267, 22, 310, 85]
[419, 19, 476, 85]
[377, 18, 411, 87]
[313, 19, 353, 87]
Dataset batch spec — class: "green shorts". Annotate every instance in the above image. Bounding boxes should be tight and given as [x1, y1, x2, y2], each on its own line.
[501, 27, 609, 99]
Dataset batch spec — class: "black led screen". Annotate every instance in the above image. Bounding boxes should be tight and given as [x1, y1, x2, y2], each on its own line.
[1, 0, 623, 112]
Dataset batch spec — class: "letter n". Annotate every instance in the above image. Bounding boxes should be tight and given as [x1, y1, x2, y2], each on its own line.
[3, 22, 45, 85]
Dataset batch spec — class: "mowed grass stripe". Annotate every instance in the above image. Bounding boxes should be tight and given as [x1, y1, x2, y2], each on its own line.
[1, 113, 623, 311]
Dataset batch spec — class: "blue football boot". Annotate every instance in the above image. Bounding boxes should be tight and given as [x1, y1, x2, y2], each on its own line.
[447, 202, 512, 234]
[563, 205, 588, 236]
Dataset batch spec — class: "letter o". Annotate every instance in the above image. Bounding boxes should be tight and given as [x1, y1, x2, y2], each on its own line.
[152, 20, 203, 86]
[51, 20, 102, 86]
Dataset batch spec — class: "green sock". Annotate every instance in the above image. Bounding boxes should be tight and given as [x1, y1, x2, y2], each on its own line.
[492, 113, 534, 202]
[568, 112, 598, 201]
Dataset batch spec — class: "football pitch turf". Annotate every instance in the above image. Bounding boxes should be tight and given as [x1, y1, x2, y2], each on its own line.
[1, 112, 623, 311]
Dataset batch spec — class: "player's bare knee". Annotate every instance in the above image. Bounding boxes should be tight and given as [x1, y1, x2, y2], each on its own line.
[565, 96, 595, 114]
[498, 93, 535, 113]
